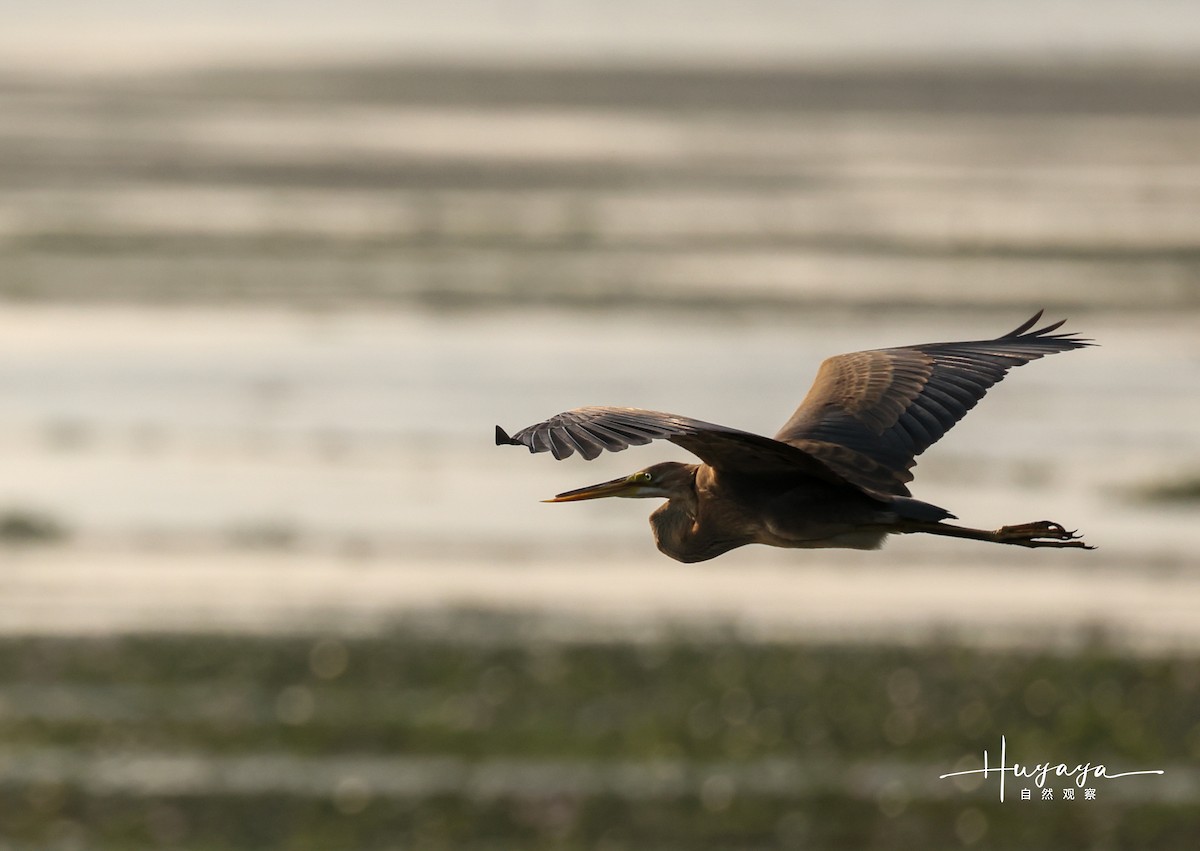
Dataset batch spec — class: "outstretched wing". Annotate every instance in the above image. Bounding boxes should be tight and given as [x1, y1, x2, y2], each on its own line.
[773, 311, 1092, 495]
[496, 406, 851, 485]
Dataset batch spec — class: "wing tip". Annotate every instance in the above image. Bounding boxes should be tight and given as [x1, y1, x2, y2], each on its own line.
[1003, 309, 1095, 348]
[495, 424, 519, 447]
[1008, 309, 1044, 337]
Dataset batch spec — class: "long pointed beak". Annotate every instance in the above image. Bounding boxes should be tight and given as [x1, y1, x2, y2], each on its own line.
[543, 475, 639, 503]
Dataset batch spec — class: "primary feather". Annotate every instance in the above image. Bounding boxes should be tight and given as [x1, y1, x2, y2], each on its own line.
[773, 310, 1092, 494]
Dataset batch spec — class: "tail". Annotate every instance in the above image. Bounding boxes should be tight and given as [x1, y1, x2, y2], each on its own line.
[890, 495, 956, 523]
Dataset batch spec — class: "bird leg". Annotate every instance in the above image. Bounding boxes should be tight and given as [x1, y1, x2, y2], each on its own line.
[903, 520, 1094, 550]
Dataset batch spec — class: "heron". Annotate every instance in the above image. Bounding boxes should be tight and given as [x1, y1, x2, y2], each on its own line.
[496, 311, 1094, 562]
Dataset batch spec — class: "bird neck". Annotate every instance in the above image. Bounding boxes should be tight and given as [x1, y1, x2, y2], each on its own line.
[649, 498, 699, 562]
[648, 467, 737, 563]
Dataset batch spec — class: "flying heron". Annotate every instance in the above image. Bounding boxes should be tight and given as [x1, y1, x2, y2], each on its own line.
[496, 311, 1094, 562]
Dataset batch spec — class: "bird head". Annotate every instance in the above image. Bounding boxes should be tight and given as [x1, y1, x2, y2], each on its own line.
[543, 461, 695, 503]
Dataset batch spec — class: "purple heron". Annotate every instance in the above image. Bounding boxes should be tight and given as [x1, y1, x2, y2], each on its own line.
[496, 312, 1093, 562]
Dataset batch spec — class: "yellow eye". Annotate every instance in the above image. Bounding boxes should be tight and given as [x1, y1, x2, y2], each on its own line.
[639, 472, 653, 483]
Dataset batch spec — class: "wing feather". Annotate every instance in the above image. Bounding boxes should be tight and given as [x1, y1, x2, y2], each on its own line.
[774, 311, 1092, 494]
[496, 406, 855, 487]
[496, 312, 1091, 499]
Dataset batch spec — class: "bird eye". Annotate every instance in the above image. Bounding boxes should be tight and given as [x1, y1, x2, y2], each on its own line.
[640, 472, 653, 482]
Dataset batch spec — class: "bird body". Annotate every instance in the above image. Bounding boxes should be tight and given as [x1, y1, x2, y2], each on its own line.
[648, 463, 901, 561]
[497, 312, 1094, 561]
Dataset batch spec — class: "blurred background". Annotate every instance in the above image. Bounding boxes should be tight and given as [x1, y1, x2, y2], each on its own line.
[1, 1, 1199, 848]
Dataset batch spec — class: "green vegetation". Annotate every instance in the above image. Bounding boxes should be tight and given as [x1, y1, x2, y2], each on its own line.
[0, 624, 1196, 849]
[1134, 476, 1200, 504]
[0, 509, 69, 544]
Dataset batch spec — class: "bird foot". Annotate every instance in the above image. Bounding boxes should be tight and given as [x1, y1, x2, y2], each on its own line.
[995, 521, 1094, 549]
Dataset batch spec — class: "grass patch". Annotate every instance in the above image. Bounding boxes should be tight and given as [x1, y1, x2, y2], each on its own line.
[0, 630, 1197, 763]
[0, 509, 69, 545]
[1133, 476, 1200, 504]
[0, 625, 1196, 849]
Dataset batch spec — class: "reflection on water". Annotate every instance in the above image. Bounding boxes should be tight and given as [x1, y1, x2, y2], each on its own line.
[3, 64, 1200, 313]
[0, 304, 1197, 644]
[3, 61, 1197, 648]
[0, 305, 1196, 544]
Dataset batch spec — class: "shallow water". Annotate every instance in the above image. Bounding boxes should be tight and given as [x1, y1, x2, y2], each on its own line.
[1, 60, 1199, 645]
[0, 304, 1196, 645]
